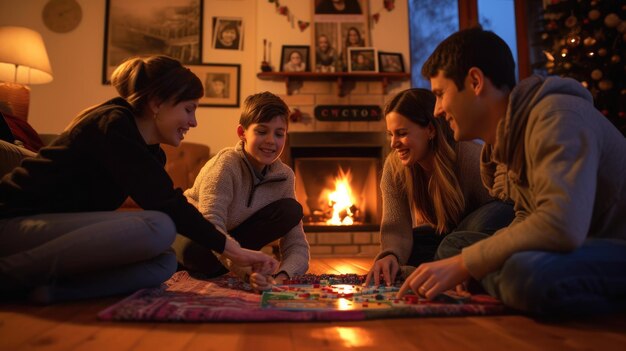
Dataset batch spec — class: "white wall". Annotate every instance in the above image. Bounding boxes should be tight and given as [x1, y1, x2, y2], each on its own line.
[0, 0, 409, 152]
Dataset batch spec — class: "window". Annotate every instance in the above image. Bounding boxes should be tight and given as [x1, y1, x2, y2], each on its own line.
[478, 0, 519, 80]
[409, 0, 534, 86]
[407, 0, 458, 88]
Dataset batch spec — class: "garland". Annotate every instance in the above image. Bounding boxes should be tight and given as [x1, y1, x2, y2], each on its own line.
[268, 0, 396, 32]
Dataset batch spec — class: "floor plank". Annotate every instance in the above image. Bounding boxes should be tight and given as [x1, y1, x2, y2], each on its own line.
[1, 257, 625, 351]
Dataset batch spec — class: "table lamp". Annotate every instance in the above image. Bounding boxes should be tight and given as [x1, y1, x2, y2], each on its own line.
[0, 26, 53, 121]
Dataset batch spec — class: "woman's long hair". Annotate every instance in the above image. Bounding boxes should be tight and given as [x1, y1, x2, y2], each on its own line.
[385, 88, 464, 233]
[66, 55, 203, 131]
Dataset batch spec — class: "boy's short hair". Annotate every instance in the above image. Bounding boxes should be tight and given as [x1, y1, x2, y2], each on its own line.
[239, 91, 290, 128]
[421, 26, 516, 92]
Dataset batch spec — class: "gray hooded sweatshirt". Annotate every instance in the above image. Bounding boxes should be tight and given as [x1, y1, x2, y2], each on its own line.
[464, 75, 626, 279]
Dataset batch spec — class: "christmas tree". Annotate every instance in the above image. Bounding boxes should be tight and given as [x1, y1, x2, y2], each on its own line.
[539, 0, 625, 135]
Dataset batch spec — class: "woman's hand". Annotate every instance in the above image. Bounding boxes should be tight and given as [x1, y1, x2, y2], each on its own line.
[250, 273, 273, 292]
[397, 255, 470, 299]
[365, 254, 399, 287]
[221, 237, 278, 274]
[250, 272, 288, 292]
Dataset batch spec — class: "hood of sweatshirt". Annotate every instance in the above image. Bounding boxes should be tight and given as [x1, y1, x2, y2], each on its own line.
[486, 75, 593, 189]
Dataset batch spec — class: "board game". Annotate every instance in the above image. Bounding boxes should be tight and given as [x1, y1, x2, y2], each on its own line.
[261, 274, 470, 311]
[98, 271, 506, 322]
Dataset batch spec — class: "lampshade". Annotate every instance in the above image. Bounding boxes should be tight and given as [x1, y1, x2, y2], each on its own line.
[0, 26, 53, 85]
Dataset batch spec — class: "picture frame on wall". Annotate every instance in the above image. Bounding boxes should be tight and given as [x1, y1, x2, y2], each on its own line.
[280, 45, 310, 72]
[347, 47, 377, 72]
[212, 17, 244, 51]
[311, 0, 370, 72]
[377, 52, 405, 73]
[102, 0, 203, 84]
[188, 63, 241, 107]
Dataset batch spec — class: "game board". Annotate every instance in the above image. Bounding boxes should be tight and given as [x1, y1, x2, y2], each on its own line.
[261, 274, 470, 311]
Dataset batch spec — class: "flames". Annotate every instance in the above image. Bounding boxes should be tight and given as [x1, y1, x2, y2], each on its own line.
[325, 168, 357, 225]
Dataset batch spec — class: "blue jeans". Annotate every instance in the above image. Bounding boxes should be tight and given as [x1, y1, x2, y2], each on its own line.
[0, 211, 177, 303]
[439, 231, 626, 316]
[407, 200, 514, 266]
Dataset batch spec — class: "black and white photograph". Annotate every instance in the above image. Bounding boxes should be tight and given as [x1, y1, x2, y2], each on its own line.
[347, 47, 377, 72]
[102, 0, 203, 83]
[378, 51, 405, 73]
[188, 63, 240, 107]
[212, 17, 243, 51]
[280, 45, 310, 72]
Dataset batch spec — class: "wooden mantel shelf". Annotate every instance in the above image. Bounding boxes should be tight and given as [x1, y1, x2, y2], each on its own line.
[257, 71, 411, 96]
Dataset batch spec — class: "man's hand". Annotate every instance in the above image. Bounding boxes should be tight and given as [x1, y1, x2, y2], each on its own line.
[396, 255, 470, 299]
[364, 255, 399, 287]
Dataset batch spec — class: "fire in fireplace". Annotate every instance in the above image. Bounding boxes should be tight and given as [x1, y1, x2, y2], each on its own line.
[285, 132, 387, 232]
[324, 167, 360, 226]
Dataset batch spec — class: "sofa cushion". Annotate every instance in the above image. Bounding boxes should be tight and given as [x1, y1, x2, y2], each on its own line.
[162, 142, 211, 190]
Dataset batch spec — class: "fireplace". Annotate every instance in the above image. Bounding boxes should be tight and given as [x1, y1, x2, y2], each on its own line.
[285, 131, 388, 232]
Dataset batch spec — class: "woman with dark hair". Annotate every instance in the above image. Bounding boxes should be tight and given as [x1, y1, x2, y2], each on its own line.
[344, 26, 364, 48]
[365, 88, 513, 287]
[215, 22, 240, 50]
[0, 55, 276, 303]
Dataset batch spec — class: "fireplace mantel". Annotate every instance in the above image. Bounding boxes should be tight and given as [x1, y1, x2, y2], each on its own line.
[257, 71, 410, 96]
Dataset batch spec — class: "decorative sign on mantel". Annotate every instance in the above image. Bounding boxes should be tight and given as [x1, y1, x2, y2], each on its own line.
[314, 105, 382, 122]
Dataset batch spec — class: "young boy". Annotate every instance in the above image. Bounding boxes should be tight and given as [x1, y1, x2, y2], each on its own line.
[398, 27, 626, 316]
[177, 92, 309, 291]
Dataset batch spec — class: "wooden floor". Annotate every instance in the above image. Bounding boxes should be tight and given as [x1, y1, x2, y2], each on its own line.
[1, 257, 625, 351]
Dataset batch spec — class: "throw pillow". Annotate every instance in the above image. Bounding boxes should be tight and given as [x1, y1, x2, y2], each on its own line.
[0, 111, 15, 143]
[0, 112, 44, 152]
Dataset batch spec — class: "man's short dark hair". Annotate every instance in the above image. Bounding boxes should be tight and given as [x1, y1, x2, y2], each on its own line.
[421, 27, 516, 91]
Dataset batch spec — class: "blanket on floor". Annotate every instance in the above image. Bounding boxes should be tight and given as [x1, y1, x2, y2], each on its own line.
[97, 271, 507, 322]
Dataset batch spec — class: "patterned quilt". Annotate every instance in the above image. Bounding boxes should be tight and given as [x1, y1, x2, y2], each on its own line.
[98, 271, 507, 322]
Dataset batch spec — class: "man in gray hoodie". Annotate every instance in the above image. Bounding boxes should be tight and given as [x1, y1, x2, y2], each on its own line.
[397, 27, 626, 316]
